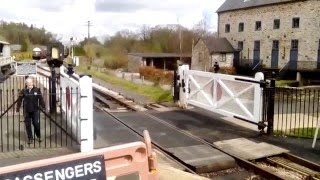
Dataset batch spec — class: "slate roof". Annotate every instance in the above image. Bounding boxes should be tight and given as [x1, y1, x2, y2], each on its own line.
[200, 37, 235, 54]
[217, 0, 301, 13]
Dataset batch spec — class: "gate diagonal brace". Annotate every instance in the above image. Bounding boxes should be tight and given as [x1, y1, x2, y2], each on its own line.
[39, 108, 80, 145]
[0, 99, 19, 119]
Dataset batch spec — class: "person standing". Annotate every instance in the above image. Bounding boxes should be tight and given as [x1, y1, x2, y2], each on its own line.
[16, 78, 45, 144]
[213, 62, 220, 73]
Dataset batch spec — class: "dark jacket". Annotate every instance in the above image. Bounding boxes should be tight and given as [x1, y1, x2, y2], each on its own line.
[16, 87, 45, 113]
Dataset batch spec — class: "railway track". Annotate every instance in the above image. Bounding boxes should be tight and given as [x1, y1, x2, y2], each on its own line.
[37, 64, 320, 179]
[95, 91, 320, 179]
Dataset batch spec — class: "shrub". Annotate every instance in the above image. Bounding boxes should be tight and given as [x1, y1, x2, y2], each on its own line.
[139, 67, 173, 85]
[220, 66, 237, 75]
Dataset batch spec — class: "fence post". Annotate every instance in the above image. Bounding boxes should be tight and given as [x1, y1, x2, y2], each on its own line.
[178, 65, 189, 108]
[49, 65, 57, 114]
[79, 75, 93, 152]
[267, 72, 276, 135]
[173, 69, 179, 103]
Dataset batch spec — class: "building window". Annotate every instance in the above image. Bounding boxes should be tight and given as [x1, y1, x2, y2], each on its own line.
[292, 17, 300, 28]
[198, 52, 203, 62]
[225, 24, 230, 33]
[274, 19, 280, 29]
[272, 40, 279, 50]
[238, 41, 243, 50]
[239, 23, 244, 32]
[318, 39, 320, 50]
[254, 41, 260, 50]
[291, 40, 299, 50]
[221, 53, 227, 62]
[255, 21, 261, 31]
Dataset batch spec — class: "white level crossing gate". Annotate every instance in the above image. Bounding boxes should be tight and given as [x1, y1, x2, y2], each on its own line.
[178, 65, 265, 126]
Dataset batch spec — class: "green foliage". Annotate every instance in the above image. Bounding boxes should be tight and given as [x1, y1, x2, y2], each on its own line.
[76, 66, 173, 102]
[274, 128, 320, 138]
[12, 52, 32, 61]
[276, 80, 298, 87]
[74, 46, 85, 56]
[21, 38, 30, 52]
[77, 24, 217, 70]
[0, 21, 57, 45]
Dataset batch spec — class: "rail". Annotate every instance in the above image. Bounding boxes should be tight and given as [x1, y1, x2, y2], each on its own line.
[35, 64, 160, 179]
[37, 64, 320, 179]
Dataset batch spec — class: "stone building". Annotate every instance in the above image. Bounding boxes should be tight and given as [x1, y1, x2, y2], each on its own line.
[191, 37, 235, 71]
[217, 0, 320, 71]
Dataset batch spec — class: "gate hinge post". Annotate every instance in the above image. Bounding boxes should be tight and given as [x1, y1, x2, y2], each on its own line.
[266, 72, 276, 135]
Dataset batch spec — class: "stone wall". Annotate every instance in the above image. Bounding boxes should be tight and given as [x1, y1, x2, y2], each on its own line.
[212, 53, 234, 67]
[127, 55, 143, 73]
[218, 0, 320, 69]
[191, 39, 211, 71]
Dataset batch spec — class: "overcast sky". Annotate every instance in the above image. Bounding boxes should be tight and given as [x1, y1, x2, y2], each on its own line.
[0, 0, 225, 43]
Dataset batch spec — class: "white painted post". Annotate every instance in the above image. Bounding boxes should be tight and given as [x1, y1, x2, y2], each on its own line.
[79, 75, 93, 152]
[178, 65, 189, 109]
[253, 72, 265, 124]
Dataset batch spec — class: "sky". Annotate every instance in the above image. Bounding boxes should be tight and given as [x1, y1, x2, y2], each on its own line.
[0, 0, 225, 43]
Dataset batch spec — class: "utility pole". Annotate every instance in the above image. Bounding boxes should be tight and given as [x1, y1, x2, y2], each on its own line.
[87, 21, 92, 42]
[177, 17, 182, 63]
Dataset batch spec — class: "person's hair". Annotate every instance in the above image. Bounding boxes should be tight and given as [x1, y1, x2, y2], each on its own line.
[25, 77, 34, 84]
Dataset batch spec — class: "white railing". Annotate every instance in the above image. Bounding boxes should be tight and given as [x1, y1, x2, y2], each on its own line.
[60, 66, 93, 152]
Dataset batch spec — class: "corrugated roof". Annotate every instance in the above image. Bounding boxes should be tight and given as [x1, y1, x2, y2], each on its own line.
[201, 37, 235, 53]
[128, 53, 191, 58]
[217, 0, 300, 13]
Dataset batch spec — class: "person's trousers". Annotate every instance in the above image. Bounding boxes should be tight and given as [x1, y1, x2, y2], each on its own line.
[24, 111, 41, 140]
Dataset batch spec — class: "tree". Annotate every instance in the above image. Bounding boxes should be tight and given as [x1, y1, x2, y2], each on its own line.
[21, 38, 30, 52]
[83, 43, 97, 66]
[193, 11, 212, 39]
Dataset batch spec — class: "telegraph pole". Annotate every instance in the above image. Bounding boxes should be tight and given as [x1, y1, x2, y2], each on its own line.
[87, 21, 92, 41]
[177, 17, 182, 63]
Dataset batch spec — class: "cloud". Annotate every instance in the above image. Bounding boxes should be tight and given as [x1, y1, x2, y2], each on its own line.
[95, 0, 146, 13]
[0, 0, 226, 43]
[31, 0, 76, 12]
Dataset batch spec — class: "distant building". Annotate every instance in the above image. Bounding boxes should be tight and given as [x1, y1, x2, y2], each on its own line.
[191, 37, 235, 71]
[10, 44, 22, 52]
[217, 0, 320, 71]
[127, 53, 191, 73]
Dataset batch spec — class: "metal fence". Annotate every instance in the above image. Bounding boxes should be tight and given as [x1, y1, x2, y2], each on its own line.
[0, 76, 80, 152]
[263, 82, 320, 138]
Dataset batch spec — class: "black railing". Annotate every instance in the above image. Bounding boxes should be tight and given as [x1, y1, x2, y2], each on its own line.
[0, 76, 79, 152]
[264, 83, 320, 138]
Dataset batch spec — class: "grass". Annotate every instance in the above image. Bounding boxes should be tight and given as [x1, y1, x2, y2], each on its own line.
[12, 52, 33, 61]
[274, 128, 320, 139]
[76, 65, 173, 103]
[275, 80, 297, 87]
